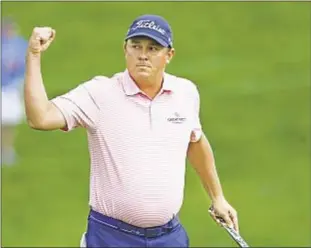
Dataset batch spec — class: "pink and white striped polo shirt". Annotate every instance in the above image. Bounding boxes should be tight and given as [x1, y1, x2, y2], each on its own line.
[51, 70, 202, 227]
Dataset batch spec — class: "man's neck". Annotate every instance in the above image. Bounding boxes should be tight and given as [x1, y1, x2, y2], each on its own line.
[131, 73, 164, 99]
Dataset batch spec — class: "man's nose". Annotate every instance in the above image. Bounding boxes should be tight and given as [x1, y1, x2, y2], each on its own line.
[138, 49, 148, 60]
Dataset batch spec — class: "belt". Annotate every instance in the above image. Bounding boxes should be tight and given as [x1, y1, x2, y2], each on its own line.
[88, 209, 180, 238]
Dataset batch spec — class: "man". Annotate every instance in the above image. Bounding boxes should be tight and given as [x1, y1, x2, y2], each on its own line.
[24, 14, 239, 247]
[1, 17, 28, 166]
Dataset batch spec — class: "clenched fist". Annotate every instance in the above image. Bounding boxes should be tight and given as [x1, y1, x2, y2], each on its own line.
[28, 27, 56, 54]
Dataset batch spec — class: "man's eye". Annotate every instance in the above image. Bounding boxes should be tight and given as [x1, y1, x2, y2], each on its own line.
[150, 46, 159, 51]
[132, 45, 140, 49]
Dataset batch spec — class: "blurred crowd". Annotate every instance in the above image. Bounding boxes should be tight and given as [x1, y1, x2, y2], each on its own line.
[1, 17, 28, 166]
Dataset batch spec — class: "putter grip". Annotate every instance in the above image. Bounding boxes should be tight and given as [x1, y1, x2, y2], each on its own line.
[208, 209, 250, 247]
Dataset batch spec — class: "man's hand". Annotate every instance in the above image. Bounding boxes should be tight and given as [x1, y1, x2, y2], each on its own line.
[209, 197, 239, 233]
[28, 27, 56, 55]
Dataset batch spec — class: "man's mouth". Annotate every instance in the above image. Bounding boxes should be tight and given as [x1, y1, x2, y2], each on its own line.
[137, 64, 151, 68]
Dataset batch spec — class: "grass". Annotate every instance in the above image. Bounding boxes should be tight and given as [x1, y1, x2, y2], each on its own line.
[2, 2, 310, 247]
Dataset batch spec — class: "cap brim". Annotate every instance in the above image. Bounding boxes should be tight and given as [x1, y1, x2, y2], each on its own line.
[125, 32, 169, 47]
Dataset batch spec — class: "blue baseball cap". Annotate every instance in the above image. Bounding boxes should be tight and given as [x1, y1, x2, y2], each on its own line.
[125, 14, 173, 48]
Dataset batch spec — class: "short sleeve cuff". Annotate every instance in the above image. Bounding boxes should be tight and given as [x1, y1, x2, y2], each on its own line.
[50, 97, 77, 132]
[190, 128, 202, 142]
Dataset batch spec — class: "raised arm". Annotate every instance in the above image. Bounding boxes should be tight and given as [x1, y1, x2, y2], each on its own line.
[24, 27, 66, 130]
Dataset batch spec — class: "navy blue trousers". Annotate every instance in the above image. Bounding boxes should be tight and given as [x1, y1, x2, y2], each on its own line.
[81, 209, 189, 247]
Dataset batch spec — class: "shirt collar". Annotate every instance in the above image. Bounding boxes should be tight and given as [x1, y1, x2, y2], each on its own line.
[122, 69, 174, 96]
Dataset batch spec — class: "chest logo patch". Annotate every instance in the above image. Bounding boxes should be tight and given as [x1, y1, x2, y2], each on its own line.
[167, 112, 187, 124]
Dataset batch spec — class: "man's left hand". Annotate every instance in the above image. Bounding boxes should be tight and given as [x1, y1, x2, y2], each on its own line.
[209, 197, 239, 233]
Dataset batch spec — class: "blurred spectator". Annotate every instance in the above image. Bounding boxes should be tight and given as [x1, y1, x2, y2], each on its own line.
[1, 17, 28, 166]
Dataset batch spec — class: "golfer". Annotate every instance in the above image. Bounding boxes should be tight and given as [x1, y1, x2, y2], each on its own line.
[24, 14, 239, 247]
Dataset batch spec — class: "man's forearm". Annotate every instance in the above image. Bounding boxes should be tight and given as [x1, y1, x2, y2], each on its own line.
[24, 52, 51, 127]
[187, 134, 225, 202]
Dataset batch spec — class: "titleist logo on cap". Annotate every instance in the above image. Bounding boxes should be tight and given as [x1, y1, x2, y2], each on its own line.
[131, 20, 166, 35]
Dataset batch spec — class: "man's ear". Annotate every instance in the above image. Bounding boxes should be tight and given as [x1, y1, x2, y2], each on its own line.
[166, 47, 175, 64]
[123, 41, 127, 54]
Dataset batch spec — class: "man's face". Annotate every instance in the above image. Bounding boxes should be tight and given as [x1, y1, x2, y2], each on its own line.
[124, 36, 174, 80]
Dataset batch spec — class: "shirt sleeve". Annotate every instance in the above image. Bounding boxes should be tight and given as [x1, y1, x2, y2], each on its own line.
[50, 80, 100, 132]
[190, 85, 202, 142]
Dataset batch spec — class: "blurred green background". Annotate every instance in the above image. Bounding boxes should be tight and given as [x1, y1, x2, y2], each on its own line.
[2, 2, 310, 247]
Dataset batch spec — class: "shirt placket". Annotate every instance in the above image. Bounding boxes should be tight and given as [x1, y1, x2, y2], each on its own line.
[135, 93, 154, 131]
[148, 102, 153, 130]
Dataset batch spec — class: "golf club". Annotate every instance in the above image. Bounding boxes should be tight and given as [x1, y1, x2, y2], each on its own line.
[208, 208, 250, 247]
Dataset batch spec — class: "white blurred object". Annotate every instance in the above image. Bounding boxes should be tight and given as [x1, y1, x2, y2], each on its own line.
[80, 232, 87, 248]
[2, 89, 24, 125]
